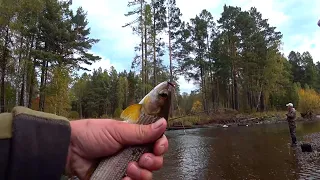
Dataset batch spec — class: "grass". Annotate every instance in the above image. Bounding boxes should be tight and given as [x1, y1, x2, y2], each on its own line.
[168, 115, 206, 127]
[242, 111, 287, 119]
[247, 110, 302, 120]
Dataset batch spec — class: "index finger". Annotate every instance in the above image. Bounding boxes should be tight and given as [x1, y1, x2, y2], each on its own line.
[153, 134, 168, 156]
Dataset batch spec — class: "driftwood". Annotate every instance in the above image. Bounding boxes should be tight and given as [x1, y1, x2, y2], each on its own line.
[301, 112, 313, 120]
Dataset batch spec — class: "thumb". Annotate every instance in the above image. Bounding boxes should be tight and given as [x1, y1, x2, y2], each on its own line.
[114, 118, 167, 146]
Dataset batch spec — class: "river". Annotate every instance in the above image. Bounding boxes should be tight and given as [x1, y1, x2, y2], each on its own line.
[154, 121, 320, 180]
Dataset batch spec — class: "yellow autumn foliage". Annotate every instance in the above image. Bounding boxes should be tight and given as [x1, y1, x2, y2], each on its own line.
[298, 88, 320, 114]
[191, 100, 203, 113]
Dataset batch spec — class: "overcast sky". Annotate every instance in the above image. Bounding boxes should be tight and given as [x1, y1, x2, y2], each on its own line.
[70, 0, 320, 93]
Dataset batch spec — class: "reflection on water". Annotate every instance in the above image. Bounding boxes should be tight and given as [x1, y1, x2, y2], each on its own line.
[171, 131, 212, 179]
[154, 121, 320, 180]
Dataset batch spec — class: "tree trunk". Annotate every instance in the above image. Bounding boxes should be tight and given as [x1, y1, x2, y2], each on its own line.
[17, 36, 24, 106]
[39, 60, 46, 111]
[256, 89, 262, 111]
[19, 72, 25, 106]
[168, 31, 172, 82]
[19, 61, 28, 107]
[0, 27, 9, 113]
[200, 65, 207, 113]
[168, 16, 174, 118]
[152, 6, 157, 87]
[79, 100, 83, 119]
[28, 61, 36, 108]
[233, 69, 238, 110]
[216, 78, 219, 109]
[144, 20, 148, 95]
[259, 91, 265, 112]
[27, 35, 35, 108]
[203, 74, 208, 113]
[247, 90, 251, 110]
[229, 83, 233, 109]
[232, 39, 239, 111]
[39, 60, 48, 111]
[140, 0, 145, 98]
[211, 73, 215, 110]
[23, 37, 33, 107]
[231, 68, 234, 109]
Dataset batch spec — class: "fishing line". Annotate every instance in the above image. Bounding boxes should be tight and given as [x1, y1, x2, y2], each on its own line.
[172, 87, 187, 135]
[171, 87, 208, 177]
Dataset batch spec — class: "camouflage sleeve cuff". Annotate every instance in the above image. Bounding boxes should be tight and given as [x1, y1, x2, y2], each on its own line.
[0, 106, 71, 180]
[0, 112, 13, 179]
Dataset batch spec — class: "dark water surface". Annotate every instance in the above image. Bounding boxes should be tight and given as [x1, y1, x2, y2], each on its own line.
[154, 121, 320, 180]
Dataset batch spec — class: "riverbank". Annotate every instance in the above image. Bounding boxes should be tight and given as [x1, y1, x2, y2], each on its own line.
[295, 132, 320, 179]
[300, 132, 320, 156]
[167, 110, 310, 130]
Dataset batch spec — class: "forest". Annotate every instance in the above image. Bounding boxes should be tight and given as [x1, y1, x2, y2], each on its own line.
[1, 0, 320, 121]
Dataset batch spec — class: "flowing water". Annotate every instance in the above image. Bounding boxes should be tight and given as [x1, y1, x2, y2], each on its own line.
[154, 121, 320, 180]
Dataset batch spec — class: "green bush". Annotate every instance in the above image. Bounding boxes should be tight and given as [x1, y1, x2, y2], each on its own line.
[68, 111, 79, 120]
[113, 108, 123, 118]
[100, 114, 110, 119]
[168, 115, 203, 127]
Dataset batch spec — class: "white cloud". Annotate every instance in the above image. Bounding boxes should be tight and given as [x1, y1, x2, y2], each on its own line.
[77, 52, 125, 75]
[225, 0, 290, 27]
[176, 0, 221, 22]
[72, 0, 320, 93]
[283, 31, 320, 62]
[177, 75, 197, 93]
[79, 58, 112, 73]
[313, 1, 320, 16]
[71, 0, 139, 54]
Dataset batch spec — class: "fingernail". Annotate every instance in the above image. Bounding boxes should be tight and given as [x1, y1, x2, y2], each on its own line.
[159, 144, 165, 154]
[152, 119, 164, 129]
[130, 163, 140, 177]
[143, 155, 153, 166]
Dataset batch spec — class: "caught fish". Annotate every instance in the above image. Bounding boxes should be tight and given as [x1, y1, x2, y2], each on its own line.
[86, 81, 175, 180]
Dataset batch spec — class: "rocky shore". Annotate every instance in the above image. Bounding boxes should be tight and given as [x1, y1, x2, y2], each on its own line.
[167, 116, 307, 130]
[167, 111, 320, 130]
[298, 133, 320, 163]
[295, 132, 320, 179]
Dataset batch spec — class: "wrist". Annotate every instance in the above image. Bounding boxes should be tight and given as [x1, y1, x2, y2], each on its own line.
[65, 121, 76, 178]
[64, 144, 73, 177]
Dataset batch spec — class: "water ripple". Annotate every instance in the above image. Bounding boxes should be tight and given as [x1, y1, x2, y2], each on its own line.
[154, 121, 320, 180]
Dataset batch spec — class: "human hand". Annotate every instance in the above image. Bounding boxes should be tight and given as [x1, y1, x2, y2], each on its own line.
[66, 118, 168, 180]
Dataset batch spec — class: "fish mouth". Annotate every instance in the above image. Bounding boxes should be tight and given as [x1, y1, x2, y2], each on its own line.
[159, 91, 169, 97]
[158, 81, 175, 98]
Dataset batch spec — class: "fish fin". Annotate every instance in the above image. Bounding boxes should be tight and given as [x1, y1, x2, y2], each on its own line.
[120, 104, 142, 123]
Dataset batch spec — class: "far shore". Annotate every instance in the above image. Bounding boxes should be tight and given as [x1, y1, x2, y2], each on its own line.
[167, 111, 320, 131]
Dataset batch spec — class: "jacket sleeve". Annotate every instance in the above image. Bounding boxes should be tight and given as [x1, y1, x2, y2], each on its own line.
[0, 106, 71, 180]
[287, 109, 296, 119]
